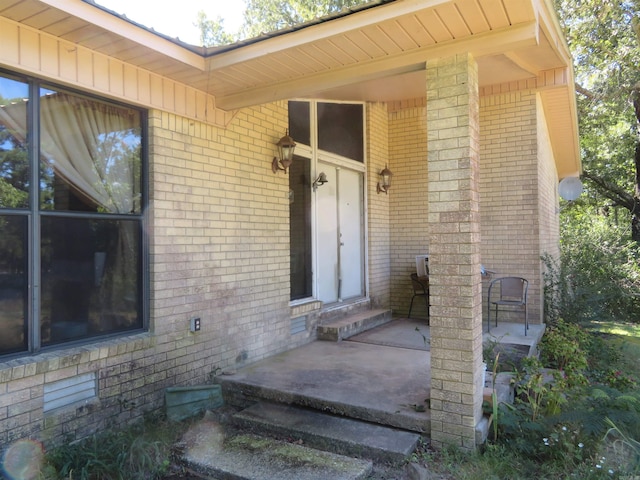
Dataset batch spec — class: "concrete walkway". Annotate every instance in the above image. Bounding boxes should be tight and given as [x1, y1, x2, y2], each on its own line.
[217, 318, 543, 434]
[483, 320, 545, 356]
[179, 318, 544, 479]
[219, 326, 432, 432]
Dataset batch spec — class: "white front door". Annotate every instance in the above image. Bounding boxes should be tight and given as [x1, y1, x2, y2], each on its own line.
[316, 163, 364, 304]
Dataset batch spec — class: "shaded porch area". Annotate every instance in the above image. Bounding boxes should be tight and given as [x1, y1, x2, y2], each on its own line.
[216, 318, 545, 436]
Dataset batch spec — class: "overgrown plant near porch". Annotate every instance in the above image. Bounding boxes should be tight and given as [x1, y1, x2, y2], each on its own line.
[538, 319, 589, 387]
[543, 212, 640, 326]
[41, 412, 187, 480]
[495, 319, 640, 476]
[408, 321, 640, 479]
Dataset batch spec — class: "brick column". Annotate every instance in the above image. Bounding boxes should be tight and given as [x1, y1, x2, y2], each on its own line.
[427, 53, 483, 449]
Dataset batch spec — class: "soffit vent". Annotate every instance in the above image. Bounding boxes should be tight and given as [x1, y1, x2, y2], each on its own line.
[43, 372, 97, 413]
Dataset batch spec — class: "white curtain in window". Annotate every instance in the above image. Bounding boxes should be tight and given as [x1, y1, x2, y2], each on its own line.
[40, 93, 140, 214]
[0, 92, 140, 213]
[0, 102, 26, 140]
[0, 90, 142, 340]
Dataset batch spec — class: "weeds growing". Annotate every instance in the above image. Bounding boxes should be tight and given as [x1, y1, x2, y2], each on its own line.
[424, 321, 640, 479]
[42, 413, 186, 480]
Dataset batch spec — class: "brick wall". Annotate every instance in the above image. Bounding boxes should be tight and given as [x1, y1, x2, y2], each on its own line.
[379, 88, 559, 325]
[387, 98, 430, 318]
[479, 90, 545, 324]
[0, 101, 304, 451]
[536, 94, 561, 320]
[367, 102, 392, 308]
[536, 94, 561, 264]
[150, 101, 296, 367]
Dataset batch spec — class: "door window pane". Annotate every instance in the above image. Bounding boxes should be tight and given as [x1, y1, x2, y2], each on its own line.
[289, 155, 312, 300]
[40, 217, 142, 346]
[0, 76, 30, 209]
[0, 215, 28, 355]
[288, 101, 310, 146]
[317, 103, 363, 162]
[39, 89, 142, 214]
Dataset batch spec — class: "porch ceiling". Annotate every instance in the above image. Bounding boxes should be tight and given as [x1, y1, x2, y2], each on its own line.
[0, 0, 580, 176]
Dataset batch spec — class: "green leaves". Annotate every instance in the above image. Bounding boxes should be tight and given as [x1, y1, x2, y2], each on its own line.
[195, 0, 370, 46]
[543, 212, 640, 324]
[241, 0, 368, 39]
[195, 11, 239, 46]
[555, 0, 640, 239]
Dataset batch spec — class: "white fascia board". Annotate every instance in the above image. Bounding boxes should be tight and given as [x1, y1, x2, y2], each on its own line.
[216, 21, 539, 110]
[41, 0, 206, 70]
[207, 0, 454, 71]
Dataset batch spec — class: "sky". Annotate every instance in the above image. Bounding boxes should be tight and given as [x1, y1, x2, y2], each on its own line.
[95, 0, 246, 45]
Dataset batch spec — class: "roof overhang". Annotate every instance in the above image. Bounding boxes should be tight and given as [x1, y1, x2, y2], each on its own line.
[0, 0, 580, 176]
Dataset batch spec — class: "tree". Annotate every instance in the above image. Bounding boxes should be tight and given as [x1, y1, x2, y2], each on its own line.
[195, 11, 238, 47]
[196, 0, 369, 46]
[241, 0, 368, 39]
[554, 0, 640, 241]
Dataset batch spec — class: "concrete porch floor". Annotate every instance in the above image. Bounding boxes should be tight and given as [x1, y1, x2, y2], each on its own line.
[216, 318, 545, 434]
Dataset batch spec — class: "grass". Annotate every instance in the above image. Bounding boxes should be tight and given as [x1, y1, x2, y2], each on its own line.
[413, 442, 622, 480]
[586, 320, 640, 339]
[586, 320, 640, 380]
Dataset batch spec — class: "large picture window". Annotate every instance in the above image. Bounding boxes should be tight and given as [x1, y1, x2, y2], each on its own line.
[0, 71, 146, 357]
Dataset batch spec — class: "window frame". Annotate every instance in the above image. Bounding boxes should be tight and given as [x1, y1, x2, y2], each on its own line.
[0, 68, 149, 358]
[287, 99, 367, 304]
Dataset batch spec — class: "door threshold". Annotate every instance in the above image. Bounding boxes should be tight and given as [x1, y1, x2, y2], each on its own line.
[321, 297, 369, 313]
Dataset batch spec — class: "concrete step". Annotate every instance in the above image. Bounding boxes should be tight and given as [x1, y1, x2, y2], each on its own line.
[216, 340, 431, 434]
[317, 308, 392, 341]
[218, 374, 430, 434]
[178, 412, 372, 480]
[483, 372, 515, 406]
[232, 402, 420, 464]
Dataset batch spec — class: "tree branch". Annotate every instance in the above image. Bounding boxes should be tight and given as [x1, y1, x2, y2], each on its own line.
[575, 83, 595, 99]
[582, 170, 637, 212]
[632, 83, 640, 199]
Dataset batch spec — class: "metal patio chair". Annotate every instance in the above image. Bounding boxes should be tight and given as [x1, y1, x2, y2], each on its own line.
[409, 273, 430, 320]
[487, 276, 529, 335]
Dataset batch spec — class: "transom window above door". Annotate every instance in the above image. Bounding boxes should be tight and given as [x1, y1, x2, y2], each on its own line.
[289, 101, 364, 162]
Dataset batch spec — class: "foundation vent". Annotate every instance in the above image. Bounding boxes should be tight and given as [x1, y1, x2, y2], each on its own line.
[290, 316, 307, 335]
[44, 372, 97, 412]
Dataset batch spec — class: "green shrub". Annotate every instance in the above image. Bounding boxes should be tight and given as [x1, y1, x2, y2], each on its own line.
[423, 441, 620, 480]
[497, 322, 640, 477]
[587, 333, 623, 372]
[600, 368, 638, 392]
[544, 212, 640, 325]
[498, 357, 571, 458]
[538, 319, 589, 387]
[553, 385, 640, 466]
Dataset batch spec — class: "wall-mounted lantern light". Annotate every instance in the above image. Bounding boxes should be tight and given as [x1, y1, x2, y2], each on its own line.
[376, 165, 393, 194]
[272, 130, 296, 174]
[312, 172, 328, 191]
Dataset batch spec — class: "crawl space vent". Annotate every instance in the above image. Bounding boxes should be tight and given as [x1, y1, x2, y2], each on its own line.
[290, 316, 307, 335]
[44, 372, 97, 412]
